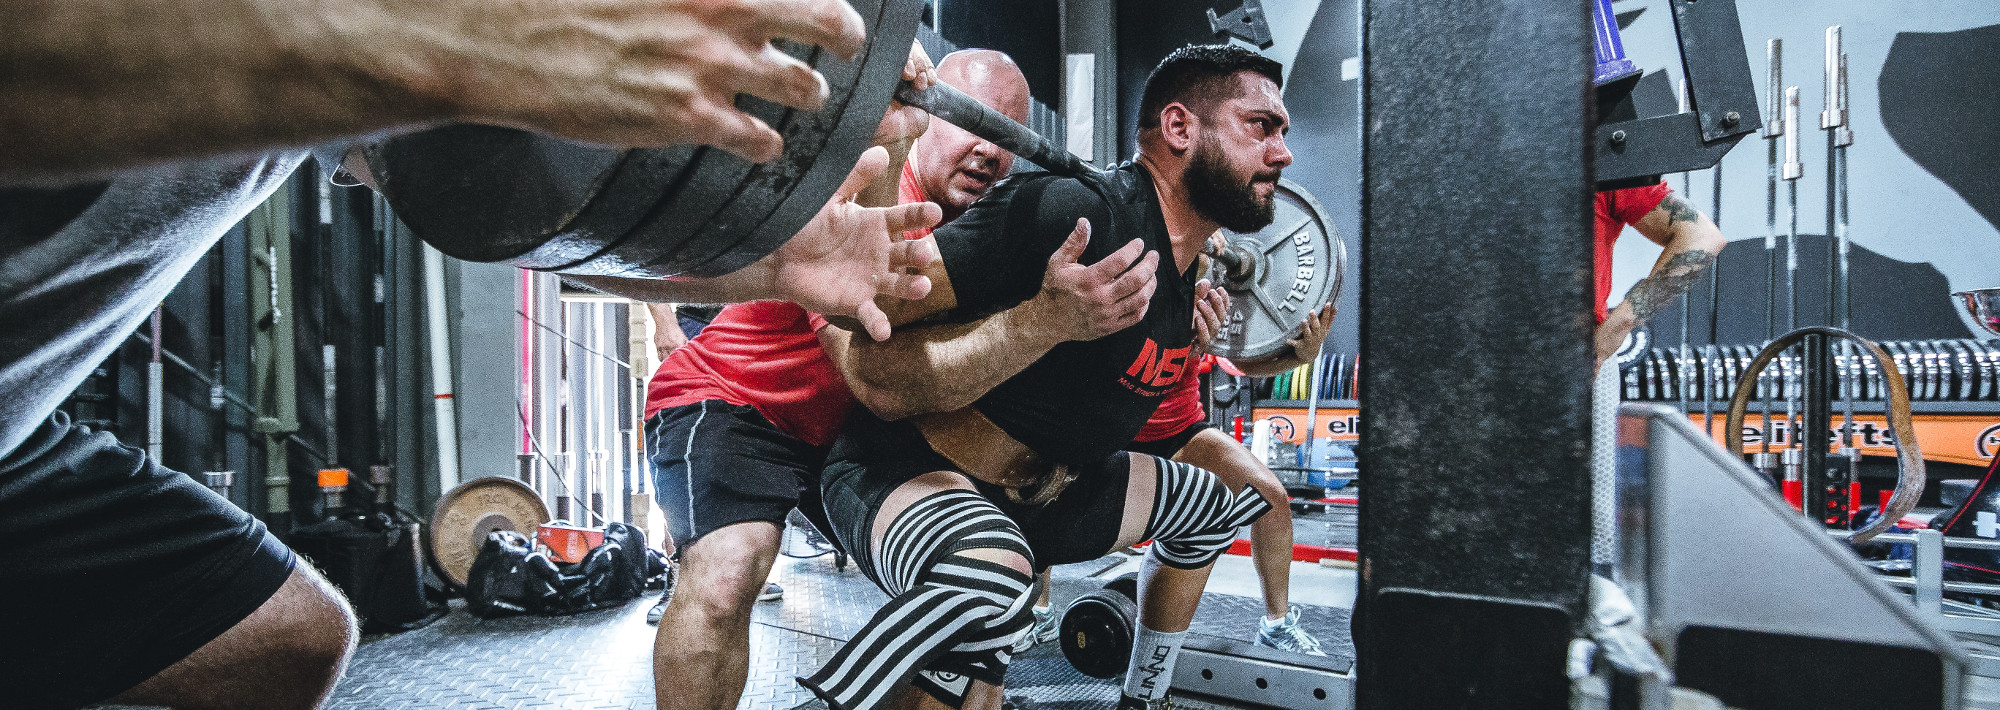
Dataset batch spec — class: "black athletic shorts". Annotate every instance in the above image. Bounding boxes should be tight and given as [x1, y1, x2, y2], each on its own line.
[821, 411, 1132, 577]
[1126, 421, 1215, 459]
[646, 400, 832, 551]
[0, 412, 297, 710]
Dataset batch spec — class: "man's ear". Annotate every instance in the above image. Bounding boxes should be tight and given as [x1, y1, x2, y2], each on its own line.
[1158, 103, 1198, 154]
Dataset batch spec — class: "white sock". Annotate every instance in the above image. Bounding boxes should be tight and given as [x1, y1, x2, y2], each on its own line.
[1122, 624, 1186, 700]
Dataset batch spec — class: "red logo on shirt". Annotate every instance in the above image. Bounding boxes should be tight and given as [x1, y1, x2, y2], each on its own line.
[1124, 339, 1191, 391]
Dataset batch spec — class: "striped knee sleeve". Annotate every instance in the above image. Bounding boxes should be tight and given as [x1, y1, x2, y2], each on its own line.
[1143, 456, 1273, 569]
[801, 490, 1036, 710]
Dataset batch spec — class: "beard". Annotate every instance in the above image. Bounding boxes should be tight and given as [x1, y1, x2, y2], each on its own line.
[1183, 137, 1279, 232]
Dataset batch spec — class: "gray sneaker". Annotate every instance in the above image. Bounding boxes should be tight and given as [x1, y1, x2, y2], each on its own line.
[758, 582, 784, 602]
[1011, 607, 1061, 653]
[1254, 606, 1327, 656]
[1034, 607, 1060, 643]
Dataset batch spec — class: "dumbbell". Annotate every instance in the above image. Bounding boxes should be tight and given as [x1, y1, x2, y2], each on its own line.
[1058, 572, 1142, 678]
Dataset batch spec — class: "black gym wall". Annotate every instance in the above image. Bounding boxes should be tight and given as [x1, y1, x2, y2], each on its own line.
[937, 0, 1065, 108]
[65, 165, 437, 532]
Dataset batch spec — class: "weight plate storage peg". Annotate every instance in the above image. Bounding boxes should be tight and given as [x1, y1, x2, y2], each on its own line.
[1207, 179, 1346, 364]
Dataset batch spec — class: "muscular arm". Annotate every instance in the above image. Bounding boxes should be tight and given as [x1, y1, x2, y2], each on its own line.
[2, 0, 864, 184]
[821, 299, 1073, 420]
[1596, 194, 1726, 366]
[829, 220, 1158, 420]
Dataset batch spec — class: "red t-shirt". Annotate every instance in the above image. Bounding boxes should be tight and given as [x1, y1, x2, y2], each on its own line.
[642, 163, 943, 447]
[1592, 181, 1672, 322]
[1132, 353, 1213, 442]
[899, 161, 935, 241]
[643, 301, 852, 447]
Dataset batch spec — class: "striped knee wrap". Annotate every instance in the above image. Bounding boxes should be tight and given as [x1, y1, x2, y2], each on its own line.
[1144, 456, 1273, 569]
[800, 490, 1036, 710]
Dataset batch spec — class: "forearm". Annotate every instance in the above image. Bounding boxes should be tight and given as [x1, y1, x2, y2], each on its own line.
[834, 301, 1067, 419]
[1, 0, 438, 184]
[1616, 237, 1720, 325]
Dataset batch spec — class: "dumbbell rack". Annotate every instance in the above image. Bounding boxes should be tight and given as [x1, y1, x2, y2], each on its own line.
[1622, 338, 2000, 404]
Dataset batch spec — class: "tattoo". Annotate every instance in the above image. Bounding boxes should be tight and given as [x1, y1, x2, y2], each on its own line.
[1624, 249, 1716, 321]
[1657, 195, 1700, 227]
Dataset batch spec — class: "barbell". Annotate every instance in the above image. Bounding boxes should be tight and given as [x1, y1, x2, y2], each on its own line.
[367, 0, 1342, 352]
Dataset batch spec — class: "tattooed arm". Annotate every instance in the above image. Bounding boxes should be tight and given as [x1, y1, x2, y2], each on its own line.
[1596, 194, 1727, 369]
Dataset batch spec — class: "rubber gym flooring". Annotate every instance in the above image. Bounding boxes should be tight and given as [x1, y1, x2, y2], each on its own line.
[94, 506, 1358, 710]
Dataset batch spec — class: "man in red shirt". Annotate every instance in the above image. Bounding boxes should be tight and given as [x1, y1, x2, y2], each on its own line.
[1588, 179, 1723, 574]
[1591, 181, 1725, 366]
[627, 48, 1135, 710]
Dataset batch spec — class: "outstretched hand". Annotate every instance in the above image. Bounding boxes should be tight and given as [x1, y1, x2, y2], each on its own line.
[421, 0, 870, 162]
[767, 146, 942, 340]
[1032, 218, 1159, 342]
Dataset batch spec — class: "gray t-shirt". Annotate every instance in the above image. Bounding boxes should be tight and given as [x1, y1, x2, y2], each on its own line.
[0, 154, 303, 458]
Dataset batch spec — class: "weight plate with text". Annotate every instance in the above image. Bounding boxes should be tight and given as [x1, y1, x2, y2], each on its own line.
[1208, 179, 1345, 363]
[427, 477, 552, 590]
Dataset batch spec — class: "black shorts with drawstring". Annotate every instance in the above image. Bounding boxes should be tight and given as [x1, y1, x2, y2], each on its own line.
[818, 410, 1133, 577]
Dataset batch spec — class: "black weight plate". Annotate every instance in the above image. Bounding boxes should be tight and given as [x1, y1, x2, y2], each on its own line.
[1922, 340, 1942, 401]
[1944, 340, 1970, 401]
[1979, 341, 1997, 400]
[1102, 572, 1139, 601]
[367, 126, 623, 263]
[669, 0, 929, 279]
[1912, 341, 1934, 401]
[1985, 343, 2000, 400]
[1937, 340, 1961, 401]
[522, 144, 704, 271]
[1960, 340, 1976, 400]
[1059, 589, 1138, 679]
[1910, 341, 1933, 401]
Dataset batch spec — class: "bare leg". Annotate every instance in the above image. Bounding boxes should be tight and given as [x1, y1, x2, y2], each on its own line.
[1172, 427, 1293, 619]
[111, 565, 357, 710]
[653, 521, 783, 710]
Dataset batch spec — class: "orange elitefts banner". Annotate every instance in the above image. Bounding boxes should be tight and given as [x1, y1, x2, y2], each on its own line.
[1252, 406, 2000, 468]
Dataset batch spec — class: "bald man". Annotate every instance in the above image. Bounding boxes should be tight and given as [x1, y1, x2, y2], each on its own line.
[637, 47, 1124, 710]
[901, 50, 1033, 226]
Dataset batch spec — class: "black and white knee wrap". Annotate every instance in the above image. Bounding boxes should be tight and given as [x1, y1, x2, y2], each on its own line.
[1143, 456, 1273, 569]
[801, 490, 1037, 710]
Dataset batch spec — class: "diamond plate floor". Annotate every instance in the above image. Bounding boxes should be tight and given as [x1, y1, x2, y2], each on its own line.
[86, 525, 1348, 710]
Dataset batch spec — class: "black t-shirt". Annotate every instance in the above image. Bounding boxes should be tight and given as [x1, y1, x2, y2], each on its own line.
[933, 162, 1199, 465]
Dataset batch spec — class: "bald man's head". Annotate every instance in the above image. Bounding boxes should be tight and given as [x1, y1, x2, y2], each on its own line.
[910, 49, 1032, 222]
